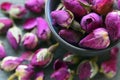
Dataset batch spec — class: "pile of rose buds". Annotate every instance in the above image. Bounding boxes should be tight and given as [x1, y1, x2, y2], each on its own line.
[51, 0, 120, 50]
[0, 0, 120, 80]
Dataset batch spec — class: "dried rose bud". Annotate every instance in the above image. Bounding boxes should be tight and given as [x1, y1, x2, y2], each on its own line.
[0, 18, 13, 34]
[36, 17, 51, 41]
[92, 0, 114, 15]
[62, 0, 87, 19]
[8, 5, 27, 19]
[31, 43, 59, 67]
[110, 47, 119, 59]
[0, 41, 6, 59]
[35, 71, 44, 80]
[81, 13, 103, 33]
[25, 0, 45, 13]
[51, 10, 74, 28]
[0, 56, 24, 72]
[105, 11, 120, 41]
[22, 33, 38, 50]
[7, 26, 22, 49]
[8, 65, 34, 80]
[0, 2, 12, 14]
[77, 60, 98, 80]
[20, 51, 33, 61]
[59, 29, 82, 44]
[79, 28, 110, 49]
[23, 18, 37, 30]
[51, 68, 73, 80]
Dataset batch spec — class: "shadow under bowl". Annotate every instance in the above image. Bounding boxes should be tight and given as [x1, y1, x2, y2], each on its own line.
[45, 0, 119, 56]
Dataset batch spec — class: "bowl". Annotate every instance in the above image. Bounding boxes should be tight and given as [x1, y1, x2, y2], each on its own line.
[45, 0, 119, 56]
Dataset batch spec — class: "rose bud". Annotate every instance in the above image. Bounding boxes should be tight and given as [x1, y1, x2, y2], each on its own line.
[59, 29, 82, 44]
[0, 56, 24, 72]
[51, 68, 74, 80]
[25, 0, 45, 13]
[81, 13, 103, 33]
[36, 17, 51, 41]
[23, 18, 37, 30]
[20, 51, 33, 61]
[8, 5, 27, 19]
[35, 71, 44, 80]
[105, 11, 120, 41]
[62, 0, 87, 19]
[51, 10, 74, 28]
[0, 2, 12, 14]
[79, 28, 110, 49]
[31, 43, 59, 67]
[92, 0, 114, 15]
[0, 41, 6, 59]
[77, 60, 98, 80]
[8, 65, 34, 80]
[7, 26, 22, 49]
[22, 33, 38, 50]
[0, 18, 13, 34]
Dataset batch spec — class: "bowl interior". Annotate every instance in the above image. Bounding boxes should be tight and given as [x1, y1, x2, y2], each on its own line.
[45, 0, 120, 56]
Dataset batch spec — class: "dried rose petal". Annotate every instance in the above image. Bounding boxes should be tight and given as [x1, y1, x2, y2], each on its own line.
[7, 26, 22, 49]
[35, 71, 44, 80]
[22, 33, 38, 50]
[23, 18, 37, 30]
[0, 2, 12, 13]
[0, 41, 6, 59]
[81, 12, 103, 33]
[105, 11, 120, 41]
[79, 28, 110, 49]
[25, 0, 45, 13]
[51, 10, 74, 28]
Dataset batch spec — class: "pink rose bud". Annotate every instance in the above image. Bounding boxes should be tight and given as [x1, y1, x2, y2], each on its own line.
[7, 26, 22, 49]
[22, 33, 38, 50]
[20, 51, 33, 61]
[8, 65, 34, 80]
[63, 0, 87, 19]
[0, 41, 6, 59]
[0, 18, 13, 34]
[31, 43, 59, 67]
[36, 17, 51, 41]
[77, 60, 98, 80]
[92, 0, 114, 15]
[35, 71, 44, 80]
[23, 18, 37, 30]
[51, 10, 74, 28]
[59, 29, 82, 44]
[81, 13, 103, 33]
[8, 5, 27, 19]
[79, 28, 110, 49]
[105, 11, 120, 41]
[0, 2, 12, 13]
[25, 0, 45, 13]
[0, 56, 24, 72]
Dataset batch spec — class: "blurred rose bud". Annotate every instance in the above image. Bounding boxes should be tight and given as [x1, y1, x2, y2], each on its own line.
[7, 26, 22, 49]
[51, 10, 74, 28]
[92, 0, 114, 15]
[79, 28, 110, 49]
[0, 18, 13, 34]
[31, 43, 59, 67]
[22, 33, 38, 50]
[0, 2, 12, 14]
[110, 47, 119, 59]
[25, 0, 45, 13]
[35, 71, 44, 80]
[77, 60, 98, 80]
[81, 13, 103, 33]
[63, 0, 87, 19]
[0, 56, 24, 72]
[59, 29, 82, 44]
[105, 11, 120, 41]
[23, 18, 37, 30]
[8, 5, 27, 19]
[36, 17, 51, 41]
[51, 68, 74, 80]
[20, 51, 33, 61]
[0, 41, 6, 59]
[8, 65, 34, 80]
